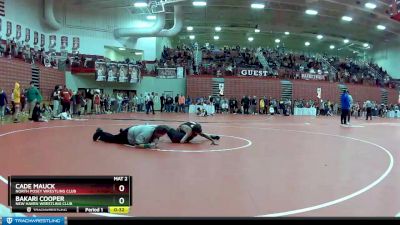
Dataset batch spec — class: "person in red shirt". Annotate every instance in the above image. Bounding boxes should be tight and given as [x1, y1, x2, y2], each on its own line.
[94, 91, 101, 114]
[60, 86, 71, 113]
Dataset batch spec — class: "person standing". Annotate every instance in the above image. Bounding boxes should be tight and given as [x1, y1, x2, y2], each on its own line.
[153, 93, 161, 112]
[160, 94, 165, 113]
[138, 94, 144, 112]
[347, 92, 353, 124]
[60, 86, 71, 113]
[20, 89, 26, 115]
[340, 90, 351, 125]
[52, 86, 61, 117]
[166, 95, 173, 112]
[365, 100, 372, 120]
[94, 91, 101, 114]
[86, 89, 93, 114]
[243, 96, 250, 114]
[0, 88, 7, 120]
[26, 81, 41, 119]
[178, 94, 185, 113]
[13, 82, 21, 123]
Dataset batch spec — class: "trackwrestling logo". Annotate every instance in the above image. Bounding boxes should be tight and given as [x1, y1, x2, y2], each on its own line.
[2, 217, 64, 225]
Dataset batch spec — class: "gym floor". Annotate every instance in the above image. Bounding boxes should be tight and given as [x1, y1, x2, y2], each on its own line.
[0, 113, 399, 217]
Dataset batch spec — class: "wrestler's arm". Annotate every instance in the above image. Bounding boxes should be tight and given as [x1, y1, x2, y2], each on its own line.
[199, 132, 218, 145]
[179, 125, 193, 143]
[135, 135, 157, 149]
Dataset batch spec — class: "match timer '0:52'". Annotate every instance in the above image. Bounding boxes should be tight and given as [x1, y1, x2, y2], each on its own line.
[109, 206, 130, 214]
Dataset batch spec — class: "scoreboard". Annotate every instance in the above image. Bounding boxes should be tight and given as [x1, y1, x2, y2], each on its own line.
[7, 176, 132, 214]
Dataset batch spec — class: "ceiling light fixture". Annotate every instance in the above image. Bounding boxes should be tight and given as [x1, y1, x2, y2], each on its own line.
[305, 42, 310, 46]
[251, 3, 265, 9]
[255, 28, 260, 33]
[284, 31, 290, 35]
[134, 1, 148, 8]
[187, 26, 194, 31]
[189, 35, 195, 40]
[330, 45, 335, 49]
[215, 26, 222, 32]
[214, 35, 219, 40]
[365, 2, 377, 9]
[305, 9, 318, 15]
[135, 52, 143, 55]
[275, 39, 281, 43]
[119, 48, 126, 51]
[342, 16, 353, 21]
[193, 1, 207, 7]
[317, 34, 323, 39]
[248, 37, 254, 42]
[363, 43, 369, 47]
[377, 25, 386, 30]
[343, 39, 349, 43]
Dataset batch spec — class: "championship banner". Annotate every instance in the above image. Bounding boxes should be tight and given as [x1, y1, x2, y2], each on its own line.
[107, 63, 117, 82]
[25, 28, 30, 42]
[61, 36, 68, 49]
[129, 64, 140, 83]
[33, 31, 38, 45]
[317, 88, 322, 99]
[72, 37, 80, 50]
[118, 63, 128, 83]
[301, 73, 326, 81]
[95, 61, 106, 82]
[239, 69, 271, 76]
[49, 35, 56, 49]
[40, 34, 45, 47]
[16, 24, 21, 39]
[157, 68, 177, 78]
[6, 21, 11, 36]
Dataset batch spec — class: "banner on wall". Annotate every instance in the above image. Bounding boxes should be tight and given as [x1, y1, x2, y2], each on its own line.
[25, 28, 30, 42]
[107, 63, 118, 82]
[317, 88, 322, 99]
[61, 36, 68, 49]
[239, 69, 272, 77]
[157, 68, 177, 78]
[129, 64, 140, 83]
[6, 21, 11, 37]
[95, 61, 107, 82]
[49, 35, 56, 49]
[40, 34, 45, 47]
[72, 37, 80, 50]
[16, 24, 21, 39]
[118, 63, 128, 83]
[301, 73, 326, 81]
[33, 32, 38, 45]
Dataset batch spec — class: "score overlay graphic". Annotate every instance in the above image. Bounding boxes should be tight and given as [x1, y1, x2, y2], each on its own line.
[8, 176, 132, 214]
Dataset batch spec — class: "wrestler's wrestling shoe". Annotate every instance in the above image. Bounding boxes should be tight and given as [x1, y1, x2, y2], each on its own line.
[93, 128, 103, 141]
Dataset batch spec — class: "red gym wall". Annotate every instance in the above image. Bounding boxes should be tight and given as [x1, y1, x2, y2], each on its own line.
[187, 76, 399, 104]
[0, 58, 65, 102]
[224, 77, 281, 100]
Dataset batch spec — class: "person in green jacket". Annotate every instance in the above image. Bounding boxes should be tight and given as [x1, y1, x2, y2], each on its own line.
[26, 81, 42, 119]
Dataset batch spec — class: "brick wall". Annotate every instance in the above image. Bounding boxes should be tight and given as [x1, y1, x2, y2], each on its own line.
[0, 58, 65, 103]
[186, 76, 213, 98]
[387, 88, 399, 104]
[224, 77, 281, 99]
[38, 65, 65, 101]
[293, 80, 339, 102]
[186, 75, 398, 104]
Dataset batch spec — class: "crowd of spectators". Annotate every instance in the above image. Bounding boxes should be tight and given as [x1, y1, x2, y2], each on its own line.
[157, 44, 397, 89]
